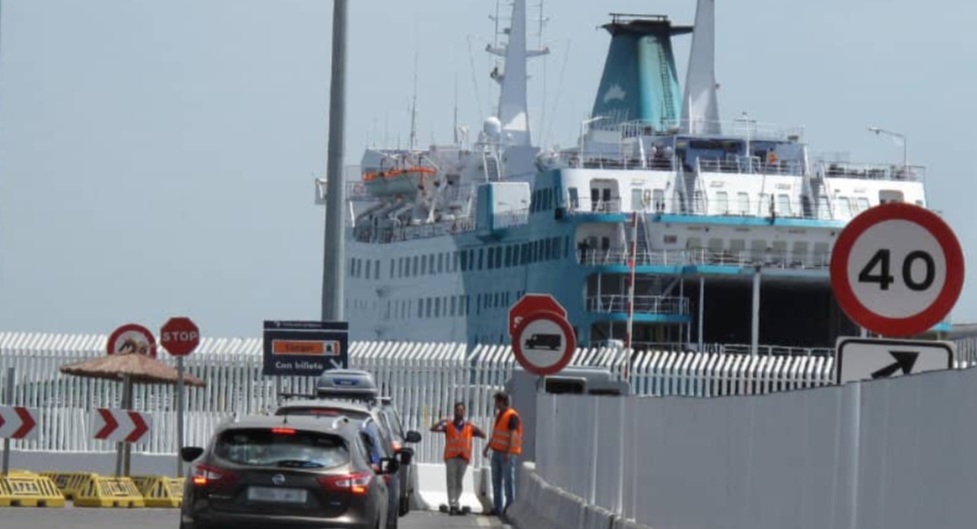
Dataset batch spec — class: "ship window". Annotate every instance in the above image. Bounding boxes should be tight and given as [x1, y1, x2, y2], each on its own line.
[777, 194, 792, 216]
[813, 242, 830, 266]
[729, 239, 746, 258]
[453, 251, 460, 272]
[435, 298, 441, 318]
[416, 299, 423, 319]
[428, 254, 435, 274]
[653, 189, 665, 212]
[836, 197, 853, 217]
[436, 253, 443, 273]
[460, 251, 468, 271]
[737, 192, 750, 215]
[568, 187, 580, 210]
[389, 259, 394, 279]
[465, 295, 470, 315]
[686, 237, 702, 249]
[715, 191, 729, 214]
[855, 197, 870, 212]
[365, 260, 371, 280]
[631, 188, 644, 212]
[750, 240, 766, 260]
[487, 247, 496, 269]
[495, 246, 503, 268]
[375, 260, 380, 279]
[449, 296, 456, 317]
[792, 241, 808, 265]
[425, 298, 432, 318]
[504, 246, 512, 267]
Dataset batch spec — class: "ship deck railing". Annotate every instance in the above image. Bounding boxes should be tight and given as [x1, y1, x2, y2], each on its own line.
[586, 294, 690, 315]
[577, 248, 832, 271]
[350, 217, 477, 243]
[697, 156, 805, 177]
[595, 340, 836, 358]
[816, 160, 925, 182]
[592, 117, 806, 142]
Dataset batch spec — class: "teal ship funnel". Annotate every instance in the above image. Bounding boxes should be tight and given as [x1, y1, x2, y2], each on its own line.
[591, 14, 692, 129]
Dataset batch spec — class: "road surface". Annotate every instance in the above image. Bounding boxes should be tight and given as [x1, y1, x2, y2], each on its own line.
[0, 507, 511, 529]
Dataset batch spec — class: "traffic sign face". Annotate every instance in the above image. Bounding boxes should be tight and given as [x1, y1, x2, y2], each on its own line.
[512, 310, 576, 376]
[835, 336, 955, 384]
[509, 293, 568, 337]
[262, 321, 349, 376]
[830, 203, 965, 337]
[92, 408, 152, 444]
[107, 323, 157, 358]
[160, 317, 200, 357]
[0, 406, 38, 440]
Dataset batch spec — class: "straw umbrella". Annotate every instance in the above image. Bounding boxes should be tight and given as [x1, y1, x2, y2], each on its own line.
[59, 351, 207, 476]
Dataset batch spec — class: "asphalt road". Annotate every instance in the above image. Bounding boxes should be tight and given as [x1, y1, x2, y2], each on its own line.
[0, 507, 511, 529]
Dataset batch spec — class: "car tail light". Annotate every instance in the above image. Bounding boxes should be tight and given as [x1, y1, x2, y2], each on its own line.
[191, 463, 238, 487]
[319, 472, 371, 495]
[271, 427, 296, 435]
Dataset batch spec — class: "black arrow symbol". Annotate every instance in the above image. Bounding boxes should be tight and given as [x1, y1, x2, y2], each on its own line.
[871, 350, 920, 379]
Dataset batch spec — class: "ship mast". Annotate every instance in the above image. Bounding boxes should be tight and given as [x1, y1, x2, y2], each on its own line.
[486, 0, 549, 147]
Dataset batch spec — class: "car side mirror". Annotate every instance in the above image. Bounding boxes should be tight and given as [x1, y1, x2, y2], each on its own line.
[397, 450, 414, 466]
[380, 457, 400, 475]
[181, 446, 204, 463]
[405, 430, 422, 444]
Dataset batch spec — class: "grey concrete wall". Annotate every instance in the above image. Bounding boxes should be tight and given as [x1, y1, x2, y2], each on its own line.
[0, 449, 185, 477]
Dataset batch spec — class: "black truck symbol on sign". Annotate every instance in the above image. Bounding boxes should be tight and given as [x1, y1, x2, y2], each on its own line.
[525, 333, 562, 350]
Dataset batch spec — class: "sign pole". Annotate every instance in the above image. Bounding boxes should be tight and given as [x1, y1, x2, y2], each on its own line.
[176, 356, 185, 478]
[2, 367, 13, 476]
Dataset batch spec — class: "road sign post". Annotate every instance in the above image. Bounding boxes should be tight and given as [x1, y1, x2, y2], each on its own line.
[161, 316, 200, 479]
[830, 202, 965, 337]
[835, 337, 955, 384]
[2, 367, 11, 476]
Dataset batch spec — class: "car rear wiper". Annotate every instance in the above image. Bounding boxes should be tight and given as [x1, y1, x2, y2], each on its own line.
[274, 459, 325, 469]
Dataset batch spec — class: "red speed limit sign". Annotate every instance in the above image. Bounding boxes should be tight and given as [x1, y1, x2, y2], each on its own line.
[830, 203, 965, 337]
[160, 317, 200, 357]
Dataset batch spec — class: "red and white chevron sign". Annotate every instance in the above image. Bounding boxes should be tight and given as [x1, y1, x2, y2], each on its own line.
[92, 408, 152, 443]
[0, 406, 38, 440]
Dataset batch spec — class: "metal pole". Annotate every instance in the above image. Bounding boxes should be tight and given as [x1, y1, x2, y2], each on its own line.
[625, 212, 638, 350]
[698, 276, 705, 351]
[176, 357, 185, 477]
[321, 0, 349, 322]
[751, 266, 761, 355]
[2, 368, 13, 476]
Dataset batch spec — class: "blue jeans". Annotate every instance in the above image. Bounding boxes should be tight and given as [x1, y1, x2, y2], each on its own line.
[491, 451, 516, 513]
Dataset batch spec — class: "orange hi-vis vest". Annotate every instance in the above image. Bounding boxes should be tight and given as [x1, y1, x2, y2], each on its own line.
[489, 408, 523, 455]
[443, 421, 474, 461]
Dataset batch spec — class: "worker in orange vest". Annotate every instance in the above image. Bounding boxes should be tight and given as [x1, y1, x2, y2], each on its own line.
[482, 390, 522, 516]
[430, 401, 486, 515]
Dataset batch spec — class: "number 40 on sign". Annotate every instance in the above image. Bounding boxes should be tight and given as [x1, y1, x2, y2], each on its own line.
[830, 203, 964, 338]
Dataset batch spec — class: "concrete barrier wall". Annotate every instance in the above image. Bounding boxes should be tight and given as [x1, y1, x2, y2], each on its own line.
[533, 365, 977, 529]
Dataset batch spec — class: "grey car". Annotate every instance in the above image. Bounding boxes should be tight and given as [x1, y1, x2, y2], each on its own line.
[179, 414, 398, 529]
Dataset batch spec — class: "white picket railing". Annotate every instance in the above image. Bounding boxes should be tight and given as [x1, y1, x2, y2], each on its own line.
[0, 331, 972, 463]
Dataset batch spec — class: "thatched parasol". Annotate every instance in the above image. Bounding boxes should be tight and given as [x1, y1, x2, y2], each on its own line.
[59, 351, 207, 476]
[59, 352, 206, 387]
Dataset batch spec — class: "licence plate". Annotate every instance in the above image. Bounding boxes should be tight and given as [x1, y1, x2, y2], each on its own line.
[247, 486, 308, 503]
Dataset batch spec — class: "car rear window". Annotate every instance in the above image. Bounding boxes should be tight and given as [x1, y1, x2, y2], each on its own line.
[214, 428, 350, 469]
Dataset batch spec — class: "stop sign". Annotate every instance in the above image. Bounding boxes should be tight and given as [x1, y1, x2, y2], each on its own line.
[509, 293, 568, 336]
[160, 317, 200, 357]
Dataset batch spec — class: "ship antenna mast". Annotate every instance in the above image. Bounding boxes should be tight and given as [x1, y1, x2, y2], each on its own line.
[453, 75, 459, 145]
[409, 48, 419, 152]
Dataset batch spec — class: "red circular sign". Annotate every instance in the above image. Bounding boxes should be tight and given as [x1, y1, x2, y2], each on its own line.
[830, 202, 964, 337]
[160, 317, 200, 357]
[106, 323, 157, 358]
[511, 310, 576, 376]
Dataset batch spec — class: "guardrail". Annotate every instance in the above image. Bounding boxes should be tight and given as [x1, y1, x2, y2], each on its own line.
[578, 248, 832, 270]
[585, 295, 689, 316]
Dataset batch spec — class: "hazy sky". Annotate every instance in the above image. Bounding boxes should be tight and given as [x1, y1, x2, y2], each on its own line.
[1, 0, 975, 339]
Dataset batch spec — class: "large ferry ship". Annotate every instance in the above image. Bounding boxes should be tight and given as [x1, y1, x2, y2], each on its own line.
[332, 0, 941, 353]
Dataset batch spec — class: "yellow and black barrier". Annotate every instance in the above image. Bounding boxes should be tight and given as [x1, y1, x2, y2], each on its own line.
[131, 475, 184, 508]
[0, 471, 66, 507]
[73, 475, 145, 508]
[40, 472, 98, 501]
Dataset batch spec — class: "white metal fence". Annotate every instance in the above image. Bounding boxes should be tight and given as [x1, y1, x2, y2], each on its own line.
[0, 331, 973, 464]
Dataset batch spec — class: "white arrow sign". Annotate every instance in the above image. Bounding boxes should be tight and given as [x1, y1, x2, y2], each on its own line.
[0, 406, 38, 440]
[836, 337, 955, 384]
[91, 408, 152, 444]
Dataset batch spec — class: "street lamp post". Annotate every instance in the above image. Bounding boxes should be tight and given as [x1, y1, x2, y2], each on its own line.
[867, 126, 908, 176]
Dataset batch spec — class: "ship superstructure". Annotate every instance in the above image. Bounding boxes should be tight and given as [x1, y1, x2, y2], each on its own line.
[333, 0, 940, 353]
